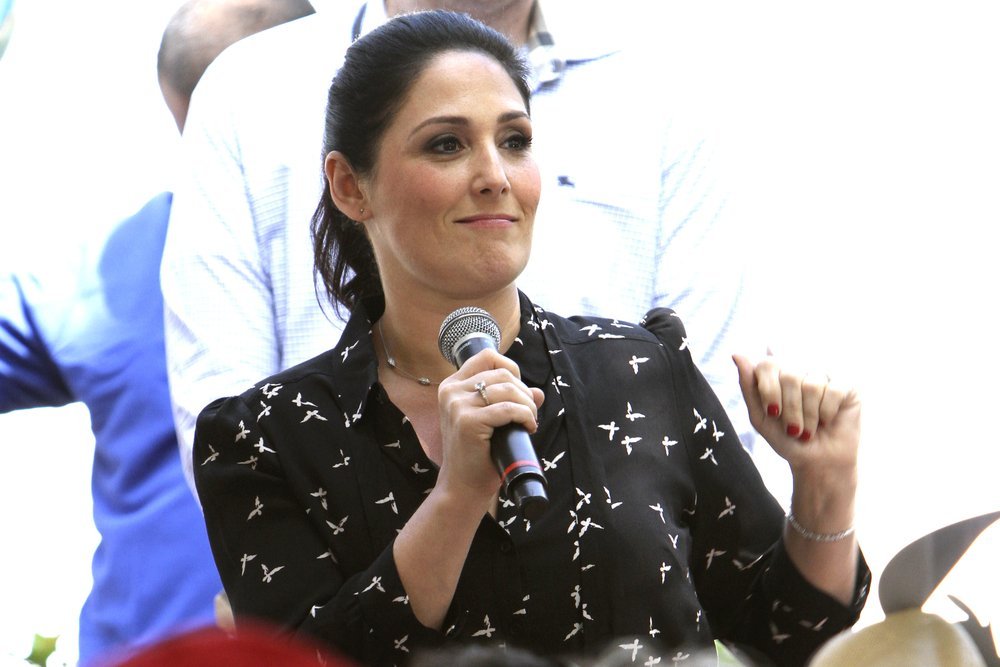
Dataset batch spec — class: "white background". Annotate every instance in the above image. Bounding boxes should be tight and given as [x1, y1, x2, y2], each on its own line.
[1, 1, 998, 664]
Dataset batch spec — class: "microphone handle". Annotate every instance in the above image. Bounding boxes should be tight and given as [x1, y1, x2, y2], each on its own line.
[451, 335, 548, 519]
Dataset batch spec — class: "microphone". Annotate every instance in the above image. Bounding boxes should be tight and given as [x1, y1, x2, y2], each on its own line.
[438, 306, 549, 520]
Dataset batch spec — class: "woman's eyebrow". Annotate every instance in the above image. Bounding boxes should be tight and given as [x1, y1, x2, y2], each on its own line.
[409, 110, 529, 138]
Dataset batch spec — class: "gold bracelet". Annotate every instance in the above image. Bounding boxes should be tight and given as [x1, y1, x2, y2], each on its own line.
[786, 513, 855, 543]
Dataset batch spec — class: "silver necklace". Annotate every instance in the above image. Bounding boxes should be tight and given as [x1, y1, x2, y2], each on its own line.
[377, 320, 441, 386]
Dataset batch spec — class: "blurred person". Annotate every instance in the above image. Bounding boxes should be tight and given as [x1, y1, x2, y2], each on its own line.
[161, 0, 761, 498]
[193, 12, 869, 667]
[0, 0, 313, 663]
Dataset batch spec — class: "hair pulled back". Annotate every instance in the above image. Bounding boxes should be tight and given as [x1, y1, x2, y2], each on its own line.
[311, 10, 531, 314]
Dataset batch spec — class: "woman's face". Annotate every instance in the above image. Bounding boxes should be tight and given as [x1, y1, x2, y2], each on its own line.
[360, 49, 540, 305]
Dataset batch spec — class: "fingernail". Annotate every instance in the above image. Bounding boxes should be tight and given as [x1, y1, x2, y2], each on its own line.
[767, 404, 780, 417]
[786, 424, 801, 437]
[799, 430, 812, 442]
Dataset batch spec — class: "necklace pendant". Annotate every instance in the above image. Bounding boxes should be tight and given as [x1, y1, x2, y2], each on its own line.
[418, 377, 431, 386]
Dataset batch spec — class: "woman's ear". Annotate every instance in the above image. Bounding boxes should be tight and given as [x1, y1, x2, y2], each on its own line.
[325, 151, 369, 221]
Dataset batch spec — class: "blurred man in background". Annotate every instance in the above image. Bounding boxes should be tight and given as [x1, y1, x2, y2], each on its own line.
[0, 0, 313, 663]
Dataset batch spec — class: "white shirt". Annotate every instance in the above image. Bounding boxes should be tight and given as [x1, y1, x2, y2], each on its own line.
[161, 0, 758, 494]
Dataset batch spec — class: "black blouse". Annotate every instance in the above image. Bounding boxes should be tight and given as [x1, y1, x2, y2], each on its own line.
[194, 293, 869, 666]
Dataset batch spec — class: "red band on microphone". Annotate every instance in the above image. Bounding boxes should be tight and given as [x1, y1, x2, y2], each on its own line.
[502, 460, 539, 480]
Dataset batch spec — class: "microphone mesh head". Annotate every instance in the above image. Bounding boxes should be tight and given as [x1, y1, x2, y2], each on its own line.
[438, 306, 501, 366]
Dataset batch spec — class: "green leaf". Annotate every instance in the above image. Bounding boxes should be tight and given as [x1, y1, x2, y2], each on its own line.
[26, 634, 59, 667]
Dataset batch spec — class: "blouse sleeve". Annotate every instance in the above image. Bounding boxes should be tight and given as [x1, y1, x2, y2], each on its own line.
[193, 391, 445, 664]
[642, 307, 870, 666]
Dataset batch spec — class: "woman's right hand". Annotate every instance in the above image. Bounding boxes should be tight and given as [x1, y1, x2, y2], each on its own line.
[435, 348, 545, 509]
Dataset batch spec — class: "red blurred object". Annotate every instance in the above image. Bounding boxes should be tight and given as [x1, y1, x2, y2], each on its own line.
[110, 624, 357, 667]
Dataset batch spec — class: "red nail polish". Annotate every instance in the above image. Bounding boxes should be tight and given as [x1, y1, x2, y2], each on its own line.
[786, 424, 801, 437]
[799, 430, 812, 442]
[767, 404, 780, 417]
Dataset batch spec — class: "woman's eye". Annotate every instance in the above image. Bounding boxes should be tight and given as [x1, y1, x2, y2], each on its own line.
[430, 136, 462, 153]
[502, 134, 532, 150]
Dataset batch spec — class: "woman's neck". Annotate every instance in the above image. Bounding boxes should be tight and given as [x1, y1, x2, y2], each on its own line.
[376, 286, 522, 383]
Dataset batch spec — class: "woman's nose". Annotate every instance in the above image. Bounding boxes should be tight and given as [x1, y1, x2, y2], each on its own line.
[472, 146, 510, 196]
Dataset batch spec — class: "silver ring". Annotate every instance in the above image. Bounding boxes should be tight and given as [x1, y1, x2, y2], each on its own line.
[474, 381, 490, 406]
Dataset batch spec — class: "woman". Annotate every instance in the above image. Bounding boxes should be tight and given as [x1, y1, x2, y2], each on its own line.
[193, 10, 869, 666]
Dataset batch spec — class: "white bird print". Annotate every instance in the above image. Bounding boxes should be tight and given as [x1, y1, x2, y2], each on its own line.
[599, 333, 625, 340]
[393, 595, 409, 605]
[571, 585, 581, 608]
[644, 656, 661, 667]
[253, 437, 275, 454]
[692, 408, 707, 433]
[628, 355, 649, 374]
[575, 488, 592, 510]
[604, 486, 623, 509]
[578, 517, 603, 537]
[393, 636, 409, 653]
[261, 563, 284, 583]
[599, 421, 620, 441]
[326, 516, 348, 535]
[237, 455, 259, 470]
[499, 515, 517, 530]
[619, 638, 643, 662]
[376, 492, 398, 515]
[542, 451, 566, 470]
[582, 602, 593, 621]
[705, 548, 727, 569]
[257, 401, 271, 421]
[625, 402, 645, 421]
[301, 409, 328, 423]
[351, 401, 363, 423]
[340, 340, 359, 362]
[661, 436, 678, 456]
[234, 420, 250, 442]
[610, 319, 633, 329]
[572, 540, 580, 561]
[682, 493, 697, 516]
[579, 324, 602, 336]
[240, 553, 256, 575]
[668, 533, 679, 549]
[384, 440, 401, 449]
[551, 375, 570, 392]
[362, 576, 385, 593]
[260, 382, 282, 399]
[292, 393, 316, 408]
[700, 447, 717, 466]
[711, 420, 725, 442]
[620, 434, 642, 454]
[769, 621, 791, 644]
[316, 550, 337, 563]
[649, 503, 665, 524]
[310, 488, 328, 510]
[564, 622, 583, 641]
[538, 318, 552, 330]
[247, 496, 263, 520]
[679, 336, 689, 352]
[332, 450, 351, 468]
[718, 497, 735, 518]
[671, 651, 691, 662]
[648, 617, 660, 638]
[732, 553, 764, 571]
[201, 444, 219, 465]
[659, 562, 672, 583]
[411, 462, 429, 474]
[472, 615, 495, 638]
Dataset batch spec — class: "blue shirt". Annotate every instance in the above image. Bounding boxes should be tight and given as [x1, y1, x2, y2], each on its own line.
[0, 192, 220, 664]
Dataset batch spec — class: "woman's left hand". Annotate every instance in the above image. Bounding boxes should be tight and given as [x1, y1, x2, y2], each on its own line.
[732, 354, 861, 477]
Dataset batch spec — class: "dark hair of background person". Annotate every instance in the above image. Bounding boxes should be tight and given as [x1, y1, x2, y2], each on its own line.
[310, 9, 532, 316]
[157, 0, 315, 130]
